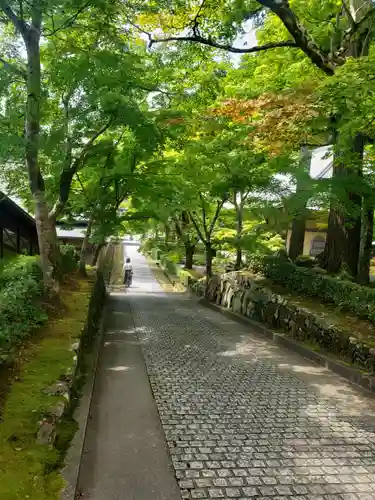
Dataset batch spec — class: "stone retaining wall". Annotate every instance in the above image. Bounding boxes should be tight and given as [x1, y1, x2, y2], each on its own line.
[190, 272, 375, 373]
[37, 271, 106, 445]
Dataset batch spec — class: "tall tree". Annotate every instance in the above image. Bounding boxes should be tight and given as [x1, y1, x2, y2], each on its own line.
[0, 0, 57, 291]
[133, 0, 375, 278]
[0, 1, 161, 290]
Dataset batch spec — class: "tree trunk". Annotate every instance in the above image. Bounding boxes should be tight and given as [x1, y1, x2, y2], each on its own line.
[205, 243, 213, 278]
[185, 243, 195, 270]
[204, 242, 214, 298]
[320, 128, 363, 277]
[318, 204, 344, 273]
[34, 191, 59, 293]
[348, 1, 373, 56]
[343, 134, 364, 277]
[321, 179, 362, 278]
[79, 218, 93, 276]
[288, 145, 310, 260]
[339, 2, 372, 275]
[344, 191, 362, 277]
[357, 198, 374, 285]
[164, 223, 170, 249]
[320, 4, 372, 276]
[92, 243, 105, 267]
[47, 213, 62, 278]
[22, 9, 58, 293]
[235, 247, 242, 271]
[288, 218, 306, 260]
[235, 202, 243, 270]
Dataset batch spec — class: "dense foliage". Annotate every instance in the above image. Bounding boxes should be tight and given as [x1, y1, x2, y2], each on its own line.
[0, 257, 46, 359]
[261, 256, 375, 322]
[2, 0, 375, 293]
[60, 244, 79, 273]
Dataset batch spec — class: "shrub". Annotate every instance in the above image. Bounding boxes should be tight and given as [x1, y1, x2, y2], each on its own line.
[245, 254, 264, 274]
[60, 244, 78, 273]
[260, 256, 375, 322]
[0, 255, 42, 288]
[160, 254, 179, 276]
[165, 247, 184, 263]
[0, 256, 46, 360]
[151, 247, 161, 261]
[139, 238, 156, 255]
[194, 254, 206, 266]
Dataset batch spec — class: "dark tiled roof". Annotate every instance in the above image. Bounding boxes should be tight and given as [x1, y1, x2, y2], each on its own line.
[0, 192, 36, 228]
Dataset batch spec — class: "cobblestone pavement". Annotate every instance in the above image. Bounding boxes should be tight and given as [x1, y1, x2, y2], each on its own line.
[126, 245, 375, 500]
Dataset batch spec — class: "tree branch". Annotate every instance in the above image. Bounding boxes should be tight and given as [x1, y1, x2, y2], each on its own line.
[145, 0, 336, 74]
[130, 152, 137, 173]
[191, 0, 207, 35]
[174, 216, 183, 238]
[72, 119, 113, 171]
[337, 4, 375, 57]
[75, 171, 89, 201]
[208, 198, 225, 237]
[256, 0, 336, 74]
[199, 193, 209, 238]
[149, 34, 297, 54]
[0, 56, 26, 79]
[135, 83, 174, 97]
[232, 191, 239, 210]
[49, 119, 113, 220]
[0, 1, 28, 36]
[43, 1, 92, 36]
[350, 3, 375, 25]
[342, 1, 355, 27]
[188, 210, 206, 243]
[18, 0, 23, 21]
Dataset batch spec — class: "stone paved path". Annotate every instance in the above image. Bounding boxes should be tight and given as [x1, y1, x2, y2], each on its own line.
[125, 245, 375, 500]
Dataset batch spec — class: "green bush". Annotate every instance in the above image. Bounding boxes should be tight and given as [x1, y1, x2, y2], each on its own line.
[160, 254, 179, 276]
[260, 256, 375, 322]
[60, 244, 79, 273]
[151, 247, 161, 261]
[194, 254, 206, 266]
[0, 255, 42, 288]
[0, 256, 46, 360]
[139, 238, 156, 255]
[166, 247, 184, 263]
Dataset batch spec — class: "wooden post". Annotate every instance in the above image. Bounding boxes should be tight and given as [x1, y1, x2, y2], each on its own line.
[29, 232, 33, 255]
[16, 227, 20, 254]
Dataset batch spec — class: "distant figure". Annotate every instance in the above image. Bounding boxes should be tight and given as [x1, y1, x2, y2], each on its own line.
[123, 257, 133, 287]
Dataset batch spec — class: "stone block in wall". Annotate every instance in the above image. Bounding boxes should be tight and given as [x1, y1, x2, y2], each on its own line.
[232, 291, 243, 314]
[189, 271, 375, 374]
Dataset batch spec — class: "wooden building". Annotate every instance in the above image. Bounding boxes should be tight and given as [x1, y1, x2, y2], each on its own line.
[56, 221, 94, 264]
[0, 193, 38, 259]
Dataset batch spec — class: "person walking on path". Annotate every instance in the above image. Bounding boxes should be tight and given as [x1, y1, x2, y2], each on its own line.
[123, 257, 133, 287]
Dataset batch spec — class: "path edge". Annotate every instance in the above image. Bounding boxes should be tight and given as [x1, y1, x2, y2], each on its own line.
[60, 303, 108, 500]
[198, 298, 375, 396]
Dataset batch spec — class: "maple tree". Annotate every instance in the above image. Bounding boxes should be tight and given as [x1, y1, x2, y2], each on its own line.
[129, 0, 375, 280]
[2, 0, 375, 290]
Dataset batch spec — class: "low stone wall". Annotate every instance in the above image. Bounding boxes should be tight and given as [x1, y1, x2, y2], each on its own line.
[37, 271, 106, 445]
[190, 272, 375, 373]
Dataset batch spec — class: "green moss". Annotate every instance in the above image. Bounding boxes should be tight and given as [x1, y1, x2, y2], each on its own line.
[179, 268, 204, 280]
[0, 277, 92, 500]
[271, 282, 375, 347]
[238, 270, 375, 347]
[261, 256, 375, 323]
